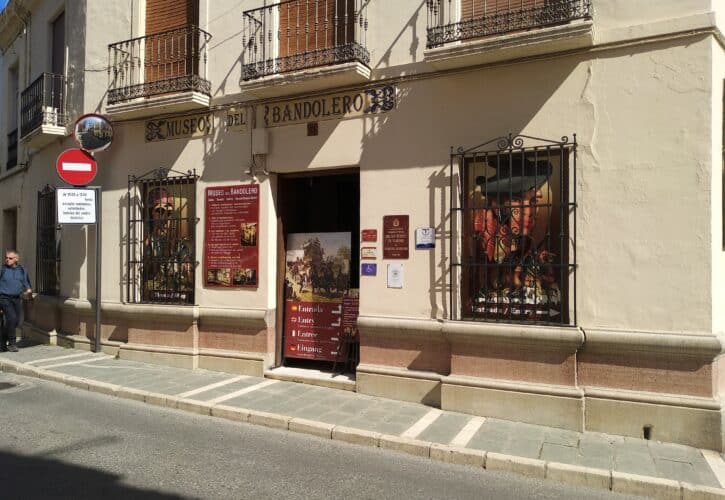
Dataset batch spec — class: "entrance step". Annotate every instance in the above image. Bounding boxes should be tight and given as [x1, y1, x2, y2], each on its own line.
[264, 366, 356, 392]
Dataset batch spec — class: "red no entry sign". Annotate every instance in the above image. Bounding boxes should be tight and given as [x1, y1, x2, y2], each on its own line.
[56, 148, 97, 186]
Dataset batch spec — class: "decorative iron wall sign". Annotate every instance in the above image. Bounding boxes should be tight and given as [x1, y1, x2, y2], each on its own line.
[145, 113, 213, 142]
[260, 85, 396, 128]
[225, 107, 249, 132]
[204, 185, 260, 288]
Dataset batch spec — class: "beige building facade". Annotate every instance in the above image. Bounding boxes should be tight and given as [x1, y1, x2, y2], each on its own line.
[1, 0, 725, 450]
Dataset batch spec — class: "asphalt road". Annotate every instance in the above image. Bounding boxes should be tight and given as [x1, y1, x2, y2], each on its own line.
[0, 372, 641, 499]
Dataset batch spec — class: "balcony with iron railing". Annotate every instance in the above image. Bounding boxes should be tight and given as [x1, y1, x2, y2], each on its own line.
[6, 129, 17, 171]
[425, 0, 593, 69]
[19, 73, 67, 148]
[240, 0, 371, 97]
[107, 25, 212, 117]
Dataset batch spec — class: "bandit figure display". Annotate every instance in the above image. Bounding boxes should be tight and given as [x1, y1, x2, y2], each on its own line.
[470, 156, 561, 319]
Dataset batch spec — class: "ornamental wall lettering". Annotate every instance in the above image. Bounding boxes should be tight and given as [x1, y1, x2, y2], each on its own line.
[259, 85, 397, 128]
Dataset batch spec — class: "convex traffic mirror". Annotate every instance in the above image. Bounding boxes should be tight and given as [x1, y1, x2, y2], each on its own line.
[74, 114, 113, 153]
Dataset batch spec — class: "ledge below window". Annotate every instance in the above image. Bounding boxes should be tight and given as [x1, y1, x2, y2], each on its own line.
[424, 20, 594, 71]
[105, 91, 211, 120]
[239, 61, 371, 99]
[20, 124, 67, 150]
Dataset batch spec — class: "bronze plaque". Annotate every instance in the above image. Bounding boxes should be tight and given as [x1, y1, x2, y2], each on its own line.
[383, 215, 409, 259]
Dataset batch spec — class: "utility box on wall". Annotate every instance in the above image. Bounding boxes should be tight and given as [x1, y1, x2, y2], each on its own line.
[252, 128, 268, 155]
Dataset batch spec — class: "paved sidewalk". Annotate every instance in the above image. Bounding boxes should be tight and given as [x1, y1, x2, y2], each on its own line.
[1, 343, 724, 499]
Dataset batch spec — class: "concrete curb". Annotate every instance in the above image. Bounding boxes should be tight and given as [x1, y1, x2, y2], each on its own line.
[6, 363, 725, 499]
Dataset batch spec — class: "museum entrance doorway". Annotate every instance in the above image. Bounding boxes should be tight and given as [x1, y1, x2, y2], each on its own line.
[277, 170, 360, 374]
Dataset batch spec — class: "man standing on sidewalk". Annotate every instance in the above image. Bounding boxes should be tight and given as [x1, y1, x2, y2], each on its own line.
[0, 250, 32, 352]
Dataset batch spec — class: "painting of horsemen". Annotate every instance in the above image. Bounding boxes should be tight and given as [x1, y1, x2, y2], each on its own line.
[285, 232, 351, 302]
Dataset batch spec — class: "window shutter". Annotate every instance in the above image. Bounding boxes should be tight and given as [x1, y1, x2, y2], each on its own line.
[145, 0, 198, 35]
[145, 0, 200, 83]
[462, 0, 540, 20]
[279, 0, 355, 58]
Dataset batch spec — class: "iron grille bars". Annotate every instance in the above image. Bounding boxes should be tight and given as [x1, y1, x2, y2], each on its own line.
[450, 134, 577, 326]
[20, 73, 67, 137]
[127, 168, 198, 305]
[426, 0, 591, 48]
[36, 185, 60, 296]
[108, 25, 211, 105]
[6, 129, 17, 170]
[242, 0, 370, 81]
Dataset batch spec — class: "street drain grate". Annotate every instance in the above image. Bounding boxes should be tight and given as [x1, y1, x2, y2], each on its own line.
[0, 382, 17, 391]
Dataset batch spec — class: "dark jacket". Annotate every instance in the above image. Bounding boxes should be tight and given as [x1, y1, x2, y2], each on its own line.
[0, 265, 31, 297]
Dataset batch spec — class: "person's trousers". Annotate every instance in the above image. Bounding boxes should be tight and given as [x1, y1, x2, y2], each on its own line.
[0, 296, 21, 348]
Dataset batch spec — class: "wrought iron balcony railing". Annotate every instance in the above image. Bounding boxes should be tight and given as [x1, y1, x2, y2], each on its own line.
[6, 129, 17, 170]
[426, 0, 592, 48]
[242, 0, 370, 81]
[108, 25, 211, 105]
[19, 73, 67, 138]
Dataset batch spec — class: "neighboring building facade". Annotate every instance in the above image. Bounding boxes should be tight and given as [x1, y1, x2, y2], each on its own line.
[1, 0, 724, 450]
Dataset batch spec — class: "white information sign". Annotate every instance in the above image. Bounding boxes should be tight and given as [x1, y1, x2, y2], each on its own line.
[57, 188, 96, 224]
[387, 263, 404, 289]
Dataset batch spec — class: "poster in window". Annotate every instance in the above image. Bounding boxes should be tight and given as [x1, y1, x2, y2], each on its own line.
[466, 154, 564, 321]
[284, 232, 354, 362]
[143, 183, 195, 304]
[204, 185, 260, 288]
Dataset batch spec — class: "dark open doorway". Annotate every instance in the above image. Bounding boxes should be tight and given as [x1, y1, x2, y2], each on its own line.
[277, 170, 360, 372]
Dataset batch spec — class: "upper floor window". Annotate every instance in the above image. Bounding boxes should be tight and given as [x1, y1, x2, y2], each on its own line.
[241, 0, 370, 80]
[52, 11, 65, 76]
[452, 134, 577, 325]
[426, 0, 592, 48]
[127, 169, 197, 304]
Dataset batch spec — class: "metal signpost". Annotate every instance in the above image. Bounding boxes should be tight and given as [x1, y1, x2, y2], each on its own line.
[55, 114, 113, 353]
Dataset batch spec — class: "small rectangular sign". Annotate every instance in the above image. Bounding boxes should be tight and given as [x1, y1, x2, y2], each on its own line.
[383, 215, 409, 259]
[415, 227, 435, 249]
[361, 263, 377, 276]
[361, 247, 377, 260]
[361, 229, 377, 242]
[387, 263, 403, 288]
[57, 188, 96, 224]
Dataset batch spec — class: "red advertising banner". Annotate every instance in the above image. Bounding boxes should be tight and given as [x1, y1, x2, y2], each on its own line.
[383, 215, 409, 259]
[284, 232, 353, 362]
[204, 185, 260, 288]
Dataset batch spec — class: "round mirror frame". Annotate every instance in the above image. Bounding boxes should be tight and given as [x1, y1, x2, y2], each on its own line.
[74, 114, 114, 153]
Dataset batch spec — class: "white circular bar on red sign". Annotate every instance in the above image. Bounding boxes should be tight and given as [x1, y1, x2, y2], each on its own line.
[56, 148, 97, 186]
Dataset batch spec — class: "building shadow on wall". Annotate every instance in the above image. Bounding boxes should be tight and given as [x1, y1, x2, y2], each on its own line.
[356, 54, 582, 321]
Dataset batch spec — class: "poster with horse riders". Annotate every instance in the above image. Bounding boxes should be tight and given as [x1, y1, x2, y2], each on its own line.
[284, 232, 356, 362]
[204, 185, 260, 288]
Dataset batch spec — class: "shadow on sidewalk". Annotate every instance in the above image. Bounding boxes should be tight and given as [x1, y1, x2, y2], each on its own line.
[0, 448, 190, 499]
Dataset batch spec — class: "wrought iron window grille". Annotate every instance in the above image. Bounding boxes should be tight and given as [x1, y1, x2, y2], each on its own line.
[36, 185, 60, 296]
[127, 168, 198, 305]
[426, 0, 592, 48]
[450, 133, 577, 325]
[242, 0, 370, 81]
[108, 25, 211, 105]
[20, 73, 67, 137]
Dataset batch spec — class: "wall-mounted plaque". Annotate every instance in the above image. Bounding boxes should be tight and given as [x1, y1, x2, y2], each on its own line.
[361, 229, 377, 242]
[383, 215, 409, 259]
